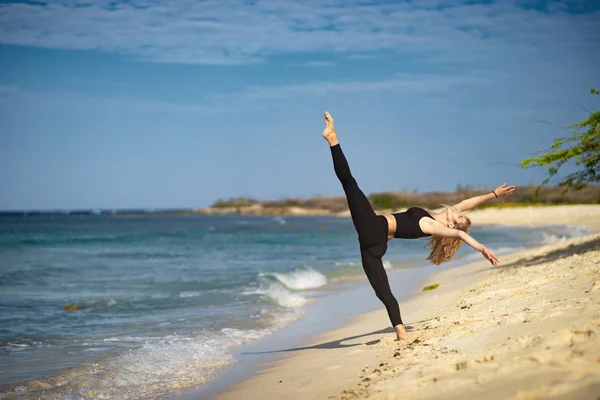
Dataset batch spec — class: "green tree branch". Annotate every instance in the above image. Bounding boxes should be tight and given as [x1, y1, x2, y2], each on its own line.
[522, 89, 599, 191]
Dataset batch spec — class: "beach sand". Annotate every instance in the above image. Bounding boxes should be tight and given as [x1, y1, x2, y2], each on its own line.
[211, 205, 600, 400]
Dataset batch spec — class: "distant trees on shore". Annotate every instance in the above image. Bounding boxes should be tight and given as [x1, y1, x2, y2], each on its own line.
[211, 184, 600, 212]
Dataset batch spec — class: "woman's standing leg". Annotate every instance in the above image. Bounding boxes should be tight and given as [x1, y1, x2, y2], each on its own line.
[361, 248, 404, 327]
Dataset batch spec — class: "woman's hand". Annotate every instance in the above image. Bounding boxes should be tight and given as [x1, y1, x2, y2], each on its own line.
[493, 183, 516, 198]
[481, 245, 499, 266]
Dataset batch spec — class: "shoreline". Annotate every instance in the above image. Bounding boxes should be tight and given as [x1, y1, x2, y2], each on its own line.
[191, 206, 600, 400]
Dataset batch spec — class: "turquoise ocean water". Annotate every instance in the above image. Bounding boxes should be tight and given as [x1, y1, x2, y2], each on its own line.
[0, 212, 587, 399]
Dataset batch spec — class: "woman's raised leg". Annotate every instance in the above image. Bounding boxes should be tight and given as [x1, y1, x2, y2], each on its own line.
[322, 112, 383, 248]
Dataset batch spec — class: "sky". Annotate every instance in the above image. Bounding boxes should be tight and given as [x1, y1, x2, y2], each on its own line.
[1, 0, 599, 211]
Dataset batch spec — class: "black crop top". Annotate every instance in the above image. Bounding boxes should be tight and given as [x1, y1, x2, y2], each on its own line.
[392, 207, 434, 239]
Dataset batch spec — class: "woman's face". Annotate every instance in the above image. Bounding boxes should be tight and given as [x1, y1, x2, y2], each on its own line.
[451, 209, 468, 229]
[453, 209, 461, 224]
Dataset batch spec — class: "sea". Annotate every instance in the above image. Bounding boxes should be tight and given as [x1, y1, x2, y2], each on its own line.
[0, 212, 588, 399]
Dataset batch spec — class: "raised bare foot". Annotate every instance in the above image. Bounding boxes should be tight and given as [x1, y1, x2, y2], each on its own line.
[394, 324, 409, 341]
[322, 111, 338, 146]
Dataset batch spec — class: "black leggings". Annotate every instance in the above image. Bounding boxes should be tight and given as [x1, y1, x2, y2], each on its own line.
[330, 144, 403, 327]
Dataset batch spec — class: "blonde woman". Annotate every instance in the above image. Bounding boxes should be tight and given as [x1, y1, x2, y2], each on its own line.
[322, 112, 515, 340]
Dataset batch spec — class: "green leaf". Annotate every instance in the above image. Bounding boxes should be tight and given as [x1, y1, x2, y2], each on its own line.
[522, 89, 599, 191]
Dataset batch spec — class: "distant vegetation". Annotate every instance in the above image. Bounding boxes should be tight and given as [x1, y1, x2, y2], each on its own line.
[210, 184, 600, 213]
[211, 197, 259, 208]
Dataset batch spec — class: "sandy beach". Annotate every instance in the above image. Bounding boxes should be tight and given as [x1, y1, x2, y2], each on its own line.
[210, 205, 600, 400]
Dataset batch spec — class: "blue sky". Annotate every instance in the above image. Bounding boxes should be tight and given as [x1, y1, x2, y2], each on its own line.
[1, 0, 599, 211]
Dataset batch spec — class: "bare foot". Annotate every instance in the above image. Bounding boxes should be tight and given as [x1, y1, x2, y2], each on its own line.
[394, 324, 409, 341]
[322, 111, 339, 146]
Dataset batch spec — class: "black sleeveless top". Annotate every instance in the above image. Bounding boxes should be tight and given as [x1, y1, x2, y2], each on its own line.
[392, 207, 434, 239]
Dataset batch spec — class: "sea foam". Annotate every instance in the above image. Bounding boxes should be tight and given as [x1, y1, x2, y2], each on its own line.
[3, 329, 273, 400]
[241, 267, 328, 311]
[243, 281, 309, 308]
[263, 267, 328, 290]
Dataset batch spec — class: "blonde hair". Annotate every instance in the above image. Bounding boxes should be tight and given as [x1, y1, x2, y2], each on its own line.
[425, 205, 472, 265]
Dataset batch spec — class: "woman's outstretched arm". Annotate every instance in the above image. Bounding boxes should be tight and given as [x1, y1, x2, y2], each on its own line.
[455, 183, 516, 212]
[421, 221, 499, 266]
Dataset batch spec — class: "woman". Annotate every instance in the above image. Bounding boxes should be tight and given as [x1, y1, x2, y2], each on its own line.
[322, 112, 515, 340]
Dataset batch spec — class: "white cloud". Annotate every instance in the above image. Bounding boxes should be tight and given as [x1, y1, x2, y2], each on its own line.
[0, 0, 597, 65]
